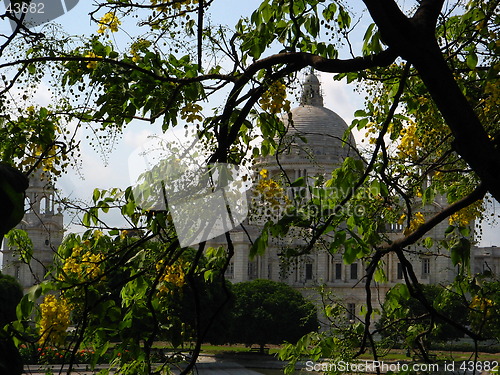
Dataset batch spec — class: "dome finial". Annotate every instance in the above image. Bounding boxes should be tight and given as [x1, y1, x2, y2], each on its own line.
[300, 71, 323, 107]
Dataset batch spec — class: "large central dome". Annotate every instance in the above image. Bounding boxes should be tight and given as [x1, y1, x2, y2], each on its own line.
[278, 72, 357, 171]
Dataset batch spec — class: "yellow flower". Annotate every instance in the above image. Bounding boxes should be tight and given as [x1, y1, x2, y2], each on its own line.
[130, 39, 151, 63]
[180, 103, 203, 123]
[38, 295, 71, 346]
[403, 212, 425, 235]
[254, 177, 289, 208]
[259, 80, 291, 114]
[397, 122, 422, 160]
[156, 260, 186, 294]
[449, 199, 483, 226]
[120, 230, 128, 240]
[470, 296, 494, 318]
[59, 246, 106, 281]
[97, 12, 121, 34]
[84, 52, 102, 69]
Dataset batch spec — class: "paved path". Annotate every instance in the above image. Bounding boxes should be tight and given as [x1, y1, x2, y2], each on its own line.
[176, 361, 265, 374]
[25, 364, 265, 374]
[25, 356, 275, 374]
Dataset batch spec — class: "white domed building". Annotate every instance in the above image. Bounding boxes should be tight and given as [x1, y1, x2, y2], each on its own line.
[207, 72, 500, 322]
[207, 72, 373, 316]
[260, 72, 357, 181]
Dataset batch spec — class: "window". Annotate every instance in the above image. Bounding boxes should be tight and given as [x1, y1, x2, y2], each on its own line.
[305, 263, 313, 280]
[39, 196, 47, 214]
[335, 263, 342, 280]
[397, 263, 403, 280]
[248, 261, 257, 279]
[225, 262, 234, 279]
[347, 303, 356, 321]
[388, 223, 404, 233]
[15, 266, 20, 279]
[350, 263, 358, 280]
[267, 263, 273, 279]
[422, 258, 430, 277]
[24, 196, 32, 212]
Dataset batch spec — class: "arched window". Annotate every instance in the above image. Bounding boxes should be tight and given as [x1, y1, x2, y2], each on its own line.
[39, 196, 47, 214]
[24, 196, 32, 213]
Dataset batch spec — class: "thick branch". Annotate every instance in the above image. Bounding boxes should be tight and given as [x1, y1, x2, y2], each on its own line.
[362, 0, 500, 205]
[389, 183, 487, 251]
[412, 0, 446, 34]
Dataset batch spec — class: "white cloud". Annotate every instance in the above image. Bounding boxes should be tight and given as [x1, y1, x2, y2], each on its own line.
[320, 73, 364, 125]
[124, 128, 155, 149]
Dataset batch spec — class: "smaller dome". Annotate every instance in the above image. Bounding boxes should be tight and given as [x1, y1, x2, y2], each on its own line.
[300, 73, 323, 107]
[303, 73, 320, 85]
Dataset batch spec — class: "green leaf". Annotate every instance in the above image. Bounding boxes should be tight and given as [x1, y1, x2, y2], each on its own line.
[93, 188, 101, 203]
[466, 51, 478, 69]
[331, 230, 346, 250]
[444, 225, 455, 235]
[450, 237, 471, 266]
[459, 226, 470, 237]
[82, 212, 91, 227]
[343, 240, 357, 264]
[290, 177, 306, 187]
[422, 186, 435, 205]
[121, 200, 136, 216]
[250, 224, 269, 259]
[374, 266, 387, 283]
[423, 237, 434, 248]
[322, 3, 337, 21]
[16, 295, 34, 320]
[28, 284, 42, 301]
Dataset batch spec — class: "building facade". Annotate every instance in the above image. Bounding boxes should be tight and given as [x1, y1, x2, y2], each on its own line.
[1, 169, 64, 290]
[208, 72, 500, 320]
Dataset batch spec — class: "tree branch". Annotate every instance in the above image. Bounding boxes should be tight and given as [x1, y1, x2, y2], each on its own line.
[389, 183, 487, 251]
[412, 0, 446, 34]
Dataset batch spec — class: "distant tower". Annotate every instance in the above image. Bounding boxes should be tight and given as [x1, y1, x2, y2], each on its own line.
[1, 169, 63, 290]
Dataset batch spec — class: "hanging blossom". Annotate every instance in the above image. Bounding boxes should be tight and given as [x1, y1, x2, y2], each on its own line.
[156, 260, 186, 295]
[38, 295, 71, 347]
[97, 12, 121, 34]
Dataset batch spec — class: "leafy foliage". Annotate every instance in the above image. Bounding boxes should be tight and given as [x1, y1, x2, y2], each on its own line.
[377, 284, 469, 351]
[0, 0, 498, 373]
[0, 272, 23, 375]
[228, 279, 318, 350]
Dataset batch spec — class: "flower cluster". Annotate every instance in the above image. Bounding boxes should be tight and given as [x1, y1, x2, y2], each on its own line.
[97, 12, 121, 34]
[449, 199, 483, 227]
[60, 244, 106, 281]
[470, 295, 494, 315]
[254, 169, 289, 208]
[84, 52, 102, 70]
[156, 260, 186, 294]
[38, 295, 71, 347]
[180, 102, 203, 123]
[259, 81, 291, 114]
[130, 39, 152, 63]
[399, 211, 425, 235]
[397, 122, 422, 160]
